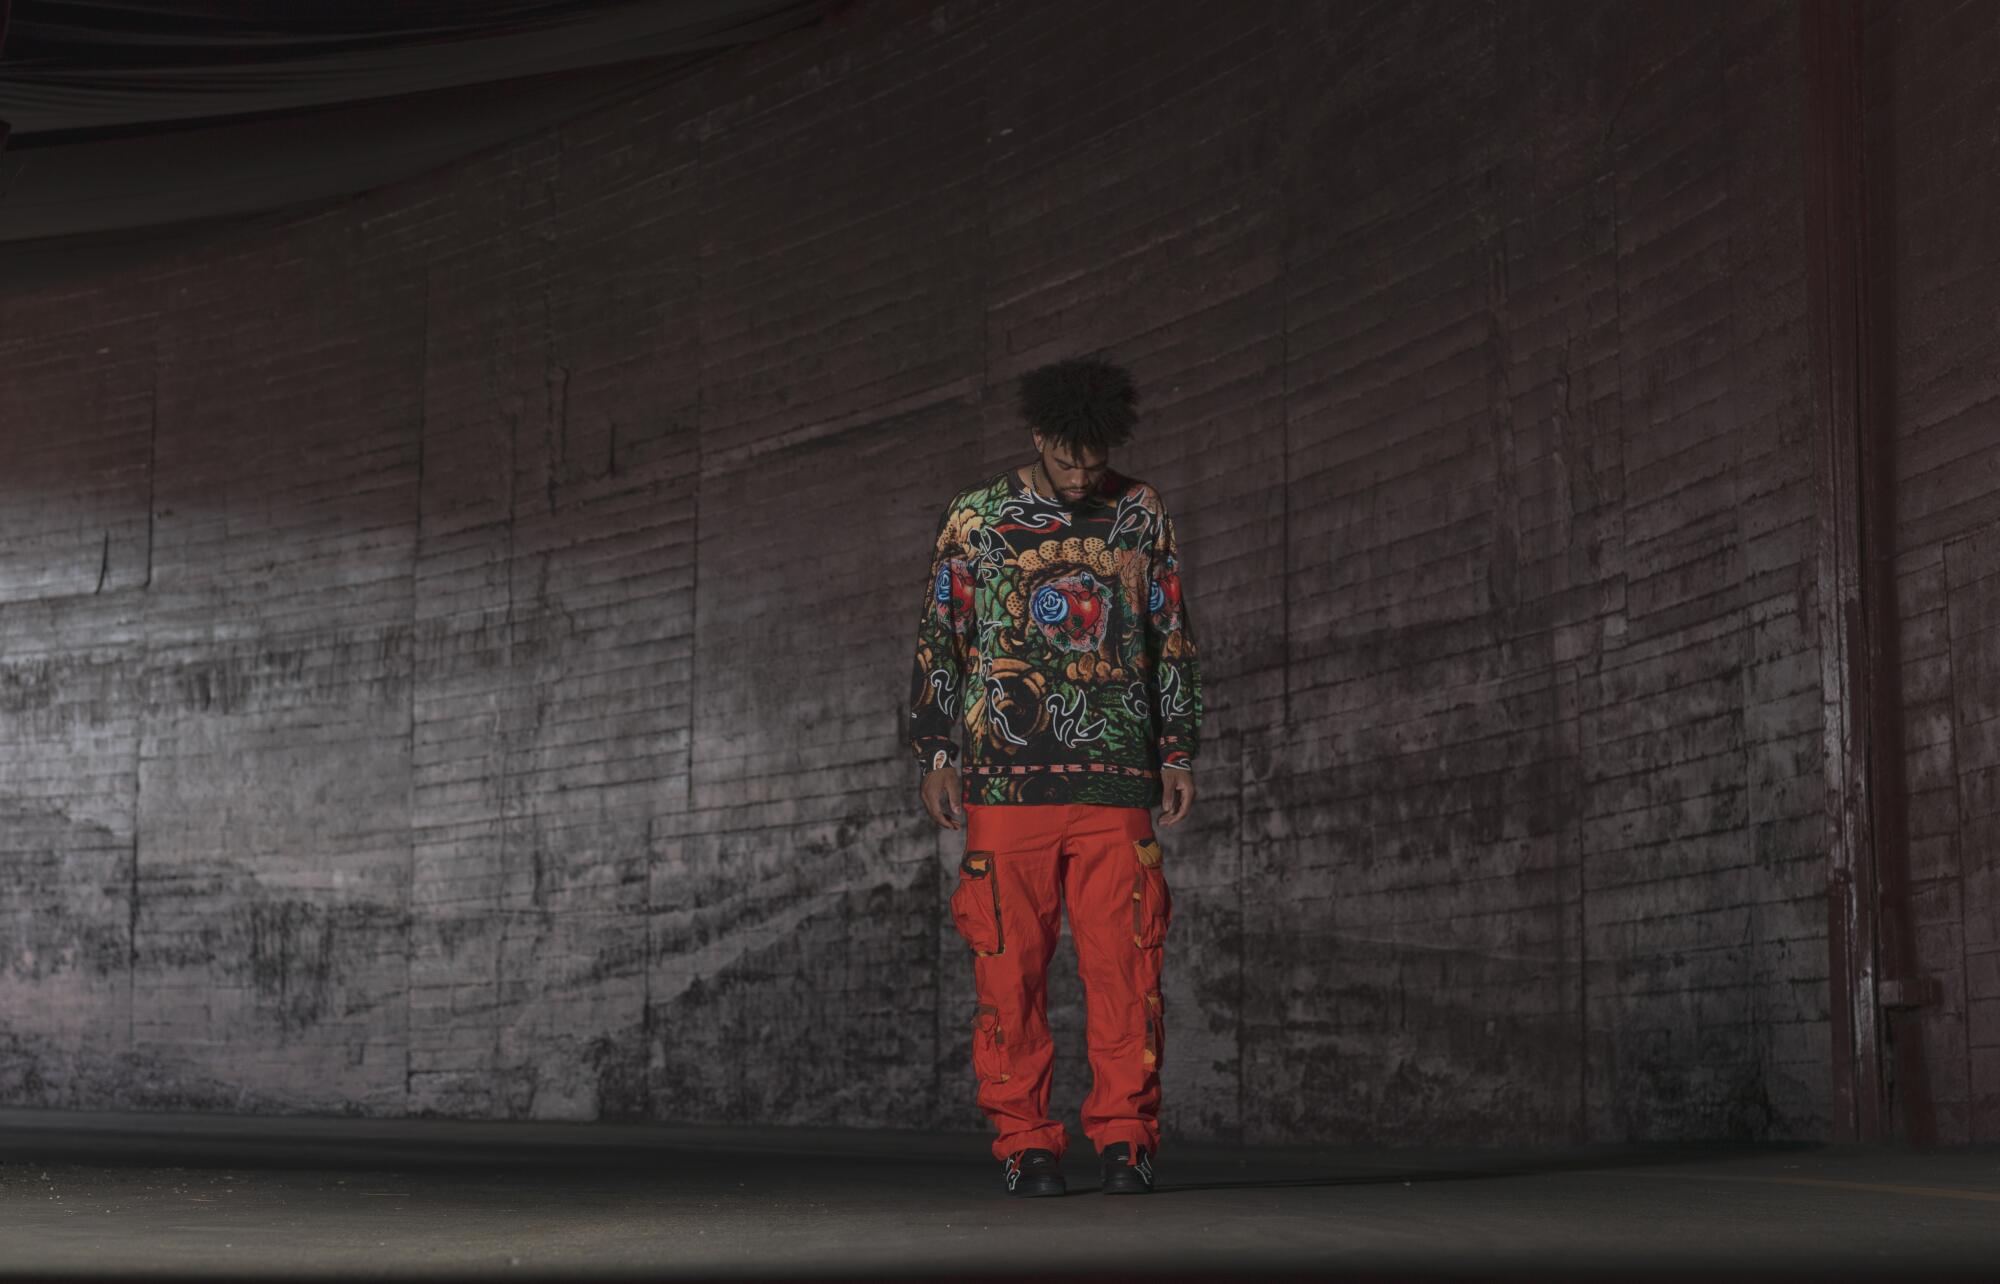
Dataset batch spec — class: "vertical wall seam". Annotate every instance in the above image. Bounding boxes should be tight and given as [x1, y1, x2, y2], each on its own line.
[1588, 77, 1636, 1146]
[669, 120, 707, 1121]
[1254, 0, 1287, 1147]
[407, 261, 429, 1110]
[1724, 0, 1767, 1130]
[1941, 541, 1969, 1127]
[1801, 0, 1892, 1142]
[500, 213, 520, 1058]
[143, 378, 158, 590]
[129, 351, 160, 1055]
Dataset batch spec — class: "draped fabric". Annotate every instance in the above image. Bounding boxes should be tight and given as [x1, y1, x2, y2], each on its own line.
[0, 1, 848, 253]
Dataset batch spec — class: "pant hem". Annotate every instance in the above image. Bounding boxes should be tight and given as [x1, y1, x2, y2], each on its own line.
[992, 1128, 1068, 1163]
[1090, 1129, 1159, 1157]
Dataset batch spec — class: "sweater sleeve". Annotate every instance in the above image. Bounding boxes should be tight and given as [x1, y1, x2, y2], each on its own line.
[1146, 492, 1204, 771]
[907, 497, 970, 777]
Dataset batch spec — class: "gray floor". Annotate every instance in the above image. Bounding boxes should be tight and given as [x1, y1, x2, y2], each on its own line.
[0, 1108, 1996, 1281]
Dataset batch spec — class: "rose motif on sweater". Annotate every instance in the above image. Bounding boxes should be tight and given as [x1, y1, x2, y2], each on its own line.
[1150, 552, 1184, 633]
[932, 557, 973, 629]
[1028, 570, 1113, 653]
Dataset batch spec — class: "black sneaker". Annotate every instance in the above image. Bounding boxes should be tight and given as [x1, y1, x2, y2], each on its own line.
[1099, 1141, 1155, 1194]
[1002, 1147, 1065, 1197]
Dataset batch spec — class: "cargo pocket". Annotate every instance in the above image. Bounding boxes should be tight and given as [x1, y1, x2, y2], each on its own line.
[950, 849, 1005, 956]
[972, 1002, 1011, 1084]
[1142, 990, 1166, 1072]
[1130, 836, 1172, 949]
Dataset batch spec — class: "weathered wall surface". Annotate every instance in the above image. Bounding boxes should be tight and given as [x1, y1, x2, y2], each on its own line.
[0, 0, 1861, 1142]
[1245, 0, 1828, 1143]
[1869, 0, 2000, 1144]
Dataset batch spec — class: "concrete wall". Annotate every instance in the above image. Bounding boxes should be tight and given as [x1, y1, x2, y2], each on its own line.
[2, 0, 1955, 1143]
[1870, 0, 2000, 1144]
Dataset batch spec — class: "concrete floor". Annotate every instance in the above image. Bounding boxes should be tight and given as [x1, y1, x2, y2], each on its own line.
[0, 1109, 1996, 1282]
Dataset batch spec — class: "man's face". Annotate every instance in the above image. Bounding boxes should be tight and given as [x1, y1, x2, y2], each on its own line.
[1035, 433, 1109, 505]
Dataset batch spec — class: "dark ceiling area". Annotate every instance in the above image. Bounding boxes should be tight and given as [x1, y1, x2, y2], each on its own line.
[0, 0, 849, 251]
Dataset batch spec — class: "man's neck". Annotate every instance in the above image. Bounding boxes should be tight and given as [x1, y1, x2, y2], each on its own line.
[1018, 460, 1113, 508]
[1018, 462, 1054, 500]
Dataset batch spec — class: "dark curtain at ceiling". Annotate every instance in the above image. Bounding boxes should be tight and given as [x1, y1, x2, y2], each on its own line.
[0, 0, 849, 258]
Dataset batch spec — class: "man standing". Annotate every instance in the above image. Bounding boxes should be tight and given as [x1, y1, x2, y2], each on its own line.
[907, 356, 1204, 1198]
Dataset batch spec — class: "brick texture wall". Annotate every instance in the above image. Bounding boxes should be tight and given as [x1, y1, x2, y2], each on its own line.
[4, 0, 1967, 1144]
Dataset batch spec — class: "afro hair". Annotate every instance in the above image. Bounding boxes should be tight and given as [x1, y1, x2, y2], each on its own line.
[1015, 356, 1139, 454]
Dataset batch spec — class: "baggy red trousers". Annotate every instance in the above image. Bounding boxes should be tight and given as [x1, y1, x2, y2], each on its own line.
[949, 802, 1173, 1163]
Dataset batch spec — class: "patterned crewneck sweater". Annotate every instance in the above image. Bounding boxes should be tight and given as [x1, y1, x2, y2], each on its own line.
[907, 463, 1204, 808]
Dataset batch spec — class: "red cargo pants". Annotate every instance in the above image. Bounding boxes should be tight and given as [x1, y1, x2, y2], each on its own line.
[949, 802, 1173, 1163]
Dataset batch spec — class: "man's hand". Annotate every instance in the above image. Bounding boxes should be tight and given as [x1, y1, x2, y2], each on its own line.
[921, 766, 964, 830]
[1159, 765, 1195, 826]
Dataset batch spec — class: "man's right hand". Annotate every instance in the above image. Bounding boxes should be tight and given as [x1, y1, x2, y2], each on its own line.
[921, 766, 964, 830]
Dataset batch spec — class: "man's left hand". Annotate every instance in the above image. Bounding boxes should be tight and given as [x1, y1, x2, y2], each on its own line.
[1159, 765, 1195, 826]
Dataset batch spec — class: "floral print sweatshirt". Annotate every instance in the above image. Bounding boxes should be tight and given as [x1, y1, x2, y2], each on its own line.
[907, 465, 1204, 808]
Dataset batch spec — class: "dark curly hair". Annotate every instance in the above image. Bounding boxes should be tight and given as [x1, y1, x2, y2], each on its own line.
[1015, 356, 1138, 454]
